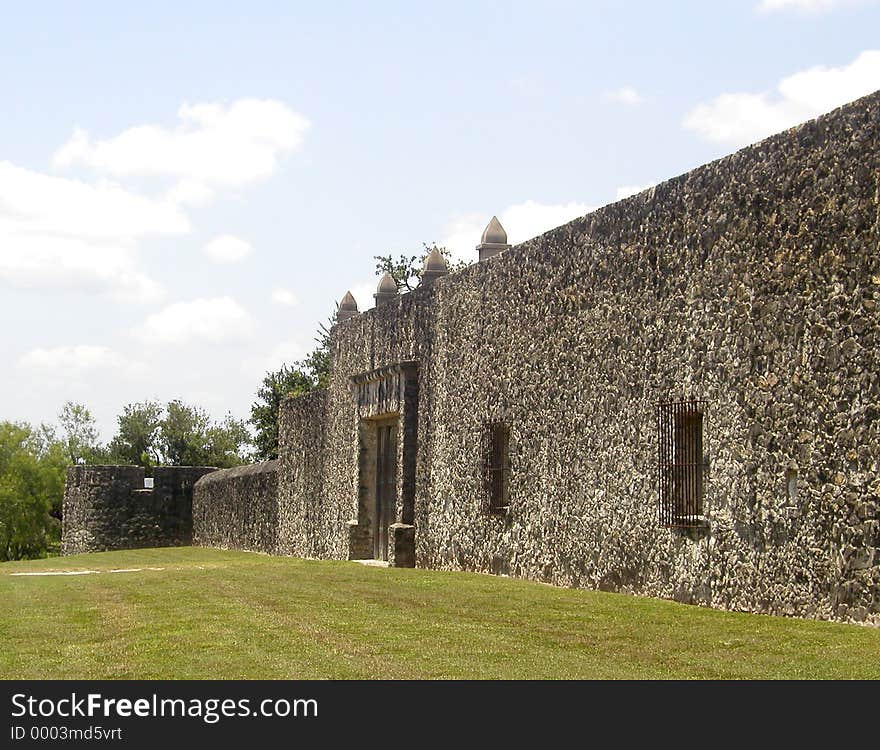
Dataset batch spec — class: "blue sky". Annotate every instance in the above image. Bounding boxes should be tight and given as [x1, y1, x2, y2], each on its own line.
[2, 0, 879, 440]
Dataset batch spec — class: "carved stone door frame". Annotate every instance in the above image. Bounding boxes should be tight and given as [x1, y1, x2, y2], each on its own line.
[347, 361, 418, 566]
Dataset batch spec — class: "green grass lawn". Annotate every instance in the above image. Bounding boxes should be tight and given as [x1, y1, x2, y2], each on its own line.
[1, 547, 877, 679]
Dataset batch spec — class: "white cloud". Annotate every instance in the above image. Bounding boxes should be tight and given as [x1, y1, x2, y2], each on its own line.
[0, 231, 163, 303]
[203, 234, 253, 263]
[18, 345, 126, 374]
[165, 179, 214, 207]
[271, 288, 298, 306]
[2, 99, 311, 304]
[0, 161, 188, 241]
[138, 297, 254, 345]
[54, 99, 310, 191]
[606, 86, 643, 106]
[441, 200, 593, 261]
[615, 182, 657, 201]
[755, 0, 872, 13]
[683, 50, 880, 146]
[0, 160, 192, 302]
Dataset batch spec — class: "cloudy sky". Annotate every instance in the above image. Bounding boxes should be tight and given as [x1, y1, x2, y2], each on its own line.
[2, 0, 879, 439]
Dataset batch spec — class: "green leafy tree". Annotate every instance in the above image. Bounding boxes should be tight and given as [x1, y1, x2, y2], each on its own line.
[159, 400, 211, 466]
[27, 424, 69, 523]
[251, 366, 316, 461]
[302, 317, 332, 390]
[0, 421, 67, 561]
[250, 313, 333, 461]
[373, 243, 468, 292]
[58, 401, 100, 464]
[158, 400, 251, 468]
[105, 400, 251, 468]
[204, 414, 254, 468]
[107, 401, 163, 467]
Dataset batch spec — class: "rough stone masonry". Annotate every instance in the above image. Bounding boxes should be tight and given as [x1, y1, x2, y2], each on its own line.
[62, 465, 216, 554]
[64, 89, 880, 624]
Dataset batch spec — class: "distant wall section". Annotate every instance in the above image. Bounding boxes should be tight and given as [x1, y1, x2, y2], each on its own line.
[61, 465, 217, 555]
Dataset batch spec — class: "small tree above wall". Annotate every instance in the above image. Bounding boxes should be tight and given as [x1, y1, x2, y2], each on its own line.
[373, 243, 469, 292]
[250, 313, 332, 461]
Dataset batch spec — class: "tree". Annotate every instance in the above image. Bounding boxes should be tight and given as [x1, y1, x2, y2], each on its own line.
[250, 314, 333, 461]
[104, 400, 251, 468]
[251, 366, 316, 461]
[373, 243, 469, 292]
[106, 401, 163, 467]
[26, 423, 68, 523]
[301, 317, 332, 390]
[203, 414, 254, 468]
[159, 400, 211, 466]
[58, 401, 100, 464]
[0, 421, 67, 561]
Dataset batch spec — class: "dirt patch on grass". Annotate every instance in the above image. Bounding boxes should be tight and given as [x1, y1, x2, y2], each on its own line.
[8, 567, 165, 577]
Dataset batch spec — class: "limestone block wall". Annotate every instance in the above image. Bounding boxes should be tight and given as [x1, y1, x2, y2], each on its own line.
[289, 90, 879, 623]
[192, 461, 279, 553]
[62, 465, 217, 555]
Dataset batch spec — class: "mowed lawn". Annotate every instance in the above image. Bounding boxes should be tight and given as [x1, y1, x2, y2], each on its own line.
[1, 547, 878, 679]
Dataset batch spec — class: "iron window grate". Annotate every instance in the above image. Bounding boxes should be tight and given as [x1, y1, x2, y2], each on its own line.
[483, 421, 510, 515]
[657, 399, 707, 528]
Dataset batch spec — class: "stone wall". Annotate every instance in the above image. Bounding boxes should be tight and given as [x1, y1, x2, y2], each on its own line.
[191, 461, 279, 553]
[60, 90, 880, 624]
[282, 90, 879, 623]
[62, 465, 217, 555]
[278, 390, 332, 558]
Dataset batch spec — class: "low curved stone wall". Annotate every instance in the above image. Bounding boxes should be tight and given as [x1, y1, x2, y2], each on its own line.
[192, 461, 279, 553]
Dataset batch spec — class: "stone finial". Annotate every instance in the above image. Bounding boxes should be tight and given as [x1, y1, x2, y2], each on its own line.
[374, 272, 399, 307]
[481, 216, 507, 244]
[336, 291, 359, 323]
[420, 246, 449, 287]
[476, 215, 510, 260]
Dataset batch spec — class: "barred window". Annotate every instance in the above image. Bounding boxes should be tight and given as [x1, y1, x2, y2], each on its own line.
[483, 422, 510, 515]
[657, 400, 707, 527]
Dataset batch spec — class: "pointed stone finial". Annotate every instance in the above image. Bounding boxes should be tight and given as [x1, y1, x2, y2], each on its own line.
[477, 215, 510, 260]
[420, 246, 449, 288]
[481, 216, 507, 245]
[374, 272, 399, 307]
[336, 291, 359, 323]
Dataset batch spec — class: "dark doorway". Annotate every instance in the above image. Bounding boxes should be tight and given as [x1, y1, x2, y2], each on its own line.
[374, 422, 397, 561]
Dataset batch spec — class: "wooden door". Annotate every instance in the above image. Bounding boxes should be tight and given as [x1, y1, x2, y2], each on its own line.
[374, 423, 397, 560]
